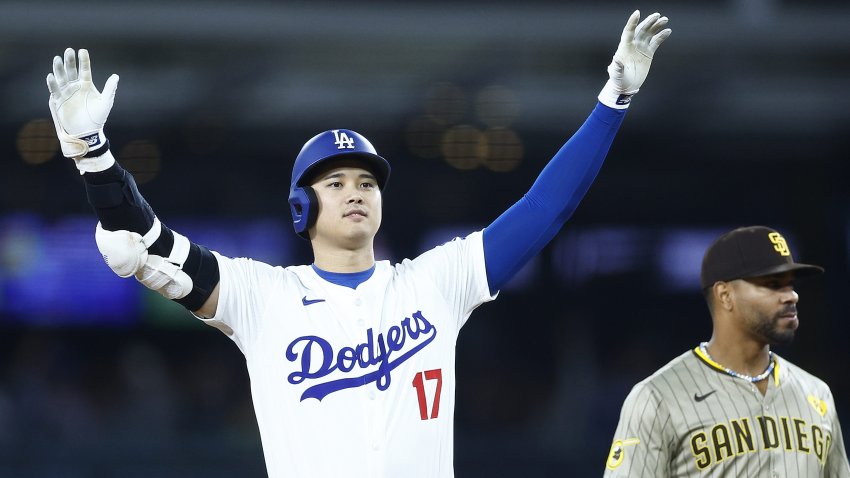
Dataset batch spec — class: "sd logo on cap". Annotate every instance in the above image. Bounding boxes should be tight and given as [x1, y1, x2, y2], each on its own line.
[700, 226, 824, 290]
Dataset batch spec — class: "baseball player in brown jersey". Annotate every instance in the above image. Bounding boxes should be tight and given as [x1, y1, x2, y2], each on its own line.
[604, 226, 850, 477]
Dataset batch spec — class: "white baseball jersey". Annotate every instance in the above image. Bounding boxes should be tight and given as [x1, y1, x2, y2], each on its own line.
[604, 348, 850, 477]
[199, 231, 496, 478]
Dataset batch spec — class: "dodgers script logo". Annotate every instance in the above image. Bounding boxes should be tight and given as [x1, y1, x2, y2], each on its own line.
[286, 311, 436, 401]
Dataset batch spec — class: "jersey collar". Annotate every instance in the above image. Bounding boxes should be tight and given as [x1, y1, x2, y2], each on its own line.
[692, 345, 781, 387]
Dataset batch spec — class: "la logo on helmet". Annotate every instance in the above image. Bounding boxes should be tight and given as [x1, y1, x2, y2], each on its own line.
[332, 130, 356, 150]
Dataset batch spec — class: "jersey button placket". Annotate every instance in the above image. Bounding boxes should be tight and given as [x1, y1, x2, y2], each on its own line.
[354, 295, 365, 327]
[354, 293, 382, 459]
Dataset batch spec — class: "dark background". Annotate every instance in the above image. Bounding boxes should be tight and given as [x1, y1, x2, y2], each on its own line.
[1, 0, 849, 476]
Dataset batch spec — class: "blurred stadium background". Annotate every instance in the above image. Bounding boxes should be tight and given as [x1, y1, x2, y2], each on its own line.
[2, 0, 849, 476]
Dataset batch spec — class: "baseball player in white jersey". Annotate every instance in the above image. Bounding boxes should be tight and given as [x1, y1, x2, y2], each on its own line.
[604, 226, 850, 477]
[45, 10, 672, 477]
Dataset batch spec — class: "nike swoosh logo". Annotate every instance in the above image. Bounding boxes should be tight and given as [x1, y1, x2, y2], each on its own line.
[302, 296, 326, 306]
[694, 390, 717, 402]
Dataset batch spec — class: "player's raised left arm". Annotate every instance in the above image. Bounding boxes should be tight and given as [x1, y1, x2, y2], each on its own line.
[47, 48, 221, 316]
[482, 10, 670, 294]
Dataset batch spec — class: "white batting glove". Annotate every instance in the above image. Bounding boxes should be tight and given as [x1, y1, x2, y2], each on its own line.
[598, 10, 671, 109]
[46, 48, 119, 171]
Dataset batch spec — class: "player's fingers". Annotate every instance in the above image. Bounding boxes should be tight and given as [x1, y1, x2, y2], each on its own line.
[64, 47, 78, 82]
[52, 55, 66, 86]
[608, 58, 625, 79]
[46, 73, 60, 95]
[648, 16, 669, 35]
[621, 10, 640, 43]
[102, 74, 120, 101]
[635, 12, 661, 40]
[79, 49, 92, 82]
[648, 29, 672, 55]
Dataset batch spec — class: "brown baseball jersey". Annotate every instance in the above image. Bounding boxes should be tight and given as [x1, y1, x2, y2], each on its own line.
[603, 347, 850, 477]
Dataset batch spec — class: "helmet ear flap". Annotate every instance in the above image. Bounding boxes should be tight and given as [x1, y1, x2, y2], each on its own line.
[288, 186, 319, 239]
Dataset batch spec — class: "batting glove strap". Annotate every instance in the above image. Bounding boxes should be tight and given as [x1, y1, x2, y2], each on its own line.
[83, 138, 110, 158]
[598, 80, 634, 110]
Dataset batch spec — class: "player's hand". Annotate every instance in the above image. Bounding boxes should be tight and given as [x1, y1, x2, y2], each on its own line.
[598, 10, 671, 109]
[46, 48, 119, 159]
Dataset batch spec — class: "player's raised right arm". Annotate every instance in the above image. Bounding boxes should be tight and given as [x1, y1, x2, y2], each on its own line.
[482, 11, 671, 294]
[47, 48, 221, 318]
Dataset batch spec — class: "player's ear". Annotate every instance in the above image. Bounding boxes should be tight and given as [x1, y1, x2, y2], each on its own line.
[714, 281, 734, 312]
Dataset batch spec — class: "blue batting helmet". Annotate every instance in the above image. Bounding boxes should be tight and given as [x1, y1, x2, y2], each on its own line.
[288, 129, 390, 238]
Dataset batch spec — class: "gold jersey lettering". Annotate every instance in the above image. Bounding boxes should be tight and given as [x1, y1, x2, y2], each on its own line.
[812, 425, 826, 463]
[824, 434, 833, 465]
[731, 418, 755, 454]
[711, 424, 735, 464]
[794, 418, 811, 453]
[691, 431, 711, 470]
[691, 416, 833, 472]
[781, 417, 794, 451]
[758, 416, 781, 449]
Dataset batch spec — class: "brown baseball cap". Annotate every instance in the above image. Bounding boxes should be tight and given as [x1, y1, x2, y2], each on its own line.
[700, 226, 824, 289]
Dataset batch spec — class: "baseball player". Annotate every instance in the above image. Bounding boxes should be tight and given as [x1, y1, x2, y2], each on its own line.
[604, 226, 850, 477]
[46, 10, 670, 478]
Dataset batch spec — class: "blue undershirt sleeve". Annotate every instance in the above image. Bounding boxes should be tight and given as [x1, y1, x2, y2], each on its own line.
[482, 102, 627, 294]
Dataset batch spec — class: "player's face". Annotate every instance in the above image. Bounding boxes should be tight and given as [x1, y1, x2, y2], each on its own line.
[732, 272, 799, 345]
[309, 162, 382, 247]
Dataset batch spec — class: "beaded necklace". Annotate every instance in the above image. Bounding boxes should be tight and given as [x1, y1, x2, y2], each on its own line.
[699, 342, 775, 383]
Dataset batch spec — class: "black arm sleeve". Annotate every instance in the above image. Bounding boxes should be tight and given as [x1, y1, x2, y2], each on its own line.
[83, 160, 219, 311]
